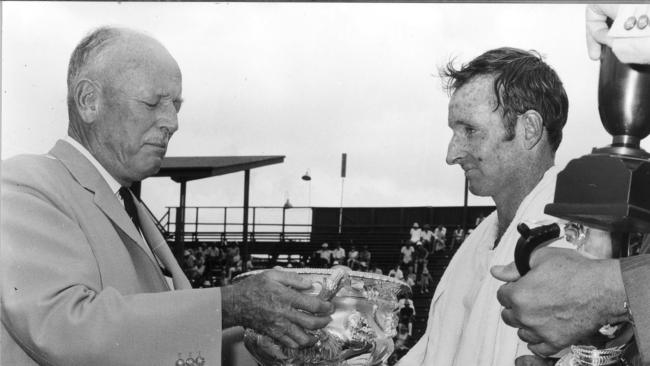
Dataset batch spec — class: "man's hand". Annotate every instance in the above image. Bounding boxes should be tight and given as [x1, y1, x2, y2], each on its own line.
[586, 4, 620, 61]
[491, 247, 628, 356]
[222, 269, 333, 349]
[586, 4, 650, 64]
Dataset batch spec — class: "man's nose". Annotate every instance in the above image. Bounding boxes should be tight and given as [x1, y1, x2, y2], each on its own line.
[158, 101, 179, 136]
[446, 134, 464, 165]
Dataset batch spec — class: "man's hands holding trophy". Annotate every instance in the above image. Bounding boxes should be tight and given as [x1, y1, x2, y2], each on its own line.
[225, 266, 409, 366]
[222, 268, 334, 349]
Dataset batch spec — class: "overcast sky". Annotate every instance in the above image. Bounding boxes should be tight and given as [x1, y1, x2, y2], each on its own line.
[4, 2, 647, 221]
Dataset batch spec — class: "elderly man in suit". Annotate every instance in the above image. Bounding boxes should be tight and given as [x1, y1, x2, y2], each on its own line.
[1, 27, 332, 365]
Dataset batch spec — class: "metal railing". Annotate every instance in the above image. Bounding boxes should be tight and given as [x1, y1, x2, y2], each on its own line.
[159, 205, 315, 243]
[157, 205, 414, 244]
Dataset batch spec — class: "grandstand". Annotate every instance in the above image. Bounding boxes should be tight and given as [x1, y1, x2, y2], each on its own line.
[158, 203, 494, 343]
[146, 155, 495, 355]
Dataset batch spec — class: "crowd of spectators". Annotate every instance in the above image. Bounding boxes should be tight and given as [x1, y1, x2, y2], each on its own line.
[180, 240, 253, 288]
[309, 242, 375, 272]
[389, 222, 471, 296]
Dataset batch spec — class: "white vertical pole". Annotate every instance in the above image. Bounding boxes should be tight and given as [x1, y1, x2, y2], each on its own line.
[338, 177, 345, 234]
[338, 153, 347, 234]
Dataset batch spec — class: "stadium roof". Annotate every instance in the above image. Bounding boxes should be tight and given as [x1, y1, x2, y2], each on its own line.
[154, 155, 285, 182]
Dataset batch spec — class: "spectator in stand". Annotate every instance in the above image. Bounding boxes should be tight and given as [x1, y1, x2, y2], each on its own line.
[204, 243, 223, 274]
[406, 273, 416, 289]
[371, 264, 383, 275]
[397, 294, 415, 310]
[183, 249, 196, 276]
[475, 213, 485, 226]
[317, 242, 333, 268]
[465, 228, 474, 241]
[358, 245, 372, 271]
[194, 251, 206, 285]
[388, 263, 405, 281]
[449, 226, 465, 252]
[421, 224, 435, 253]
[400, 240, 415, 276]
[419, 267, 433, 294]
[307, 251, 320, 268]
[413, 241, 429, 283]
[399, 298, 415, 337]
[398, 294, 416, 336]
[347, 245, 360, 270]
[433, 225, 447, 252]
[394, 323, 411, 352]
[218, 267, 230, 286]
[331, 242, 346, 265]
[244, 254, 254, 272]
[225, 241, 242, 280]
[409, 222, 422, 244]
[390, 322, 412, 365]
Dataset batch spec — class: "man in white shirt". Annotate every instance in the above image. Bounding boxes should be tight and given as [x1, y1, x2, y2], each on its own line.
[398, 46, 569, 366]
[400, 241, 415, 274]
[331, 242, 346, 265]
[409, 222, 422, 244]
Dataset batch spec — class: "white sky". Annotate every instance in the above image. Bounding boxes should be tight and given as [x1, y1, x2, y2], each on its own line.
[3, 2, 647, 220]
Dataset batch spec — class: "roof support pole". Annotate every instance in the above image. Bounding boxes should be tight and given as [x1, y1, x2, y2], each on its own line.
[242, 169, 250, 272]
[174, 180, 187, 264]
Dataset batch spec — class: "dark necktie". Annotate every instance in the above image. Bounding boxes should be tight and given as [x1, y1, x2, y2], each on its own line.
[118, 187, 141, 232]
[118, 187, 173, 278]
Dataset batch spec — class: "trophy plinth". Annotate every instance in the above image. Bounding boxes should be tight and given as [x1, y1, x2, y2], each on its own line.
[545, 46, 650, 235]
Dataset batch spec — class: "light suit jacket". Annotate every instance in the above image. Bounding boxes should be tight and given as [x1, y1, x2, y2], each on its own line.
[621, 251, 650, 366]
[1, 140, 224, 365]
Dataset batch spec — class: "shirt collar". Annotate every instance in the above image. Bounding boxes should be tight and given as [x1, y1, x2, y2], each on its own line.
[64, 136, 122, 195]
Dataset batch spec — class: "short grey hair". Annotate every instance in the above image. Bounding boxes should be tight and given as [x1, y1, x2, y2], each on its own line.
[66, 26, 125, 122]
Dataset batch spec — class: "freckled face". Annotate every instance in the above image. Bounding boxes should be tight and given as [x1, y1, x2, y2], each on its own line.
[445, 76, 523, 197]
[92, 38, 183, 185]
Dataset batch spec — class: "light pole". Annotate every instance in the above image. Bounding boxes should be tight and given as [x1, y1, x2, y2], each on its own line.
[301, 170, 312, 206]
[301, 170, 312, 233]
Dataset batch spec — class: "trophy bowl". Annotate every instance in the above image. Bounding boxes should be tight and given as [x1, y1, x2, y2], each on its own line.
[233, 267, 411, 366]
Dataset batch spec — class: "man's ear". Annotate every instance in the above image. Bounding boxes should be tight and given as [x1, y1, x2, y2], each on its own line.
[519, 110, 544, 150]
[74, 79, 100, 123]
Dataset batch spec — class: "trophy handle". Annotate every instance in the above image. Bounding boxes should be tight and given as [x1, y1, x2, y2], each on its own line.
[514, 223, 562, 275]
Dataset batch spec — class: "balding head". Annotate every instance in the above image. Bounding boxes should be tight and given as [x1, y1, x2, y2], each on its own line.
[66, 27, 183, 186]
[67, 27, 178, 122]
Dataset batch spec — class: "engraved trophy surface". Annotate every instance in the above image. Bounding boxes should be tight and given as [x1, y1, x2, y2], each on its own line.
[233, 267, 410, 366]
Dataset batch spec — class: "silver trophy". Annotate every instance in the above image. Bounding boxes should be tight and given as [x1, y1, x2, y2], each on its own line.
[233, 267, 410, 366]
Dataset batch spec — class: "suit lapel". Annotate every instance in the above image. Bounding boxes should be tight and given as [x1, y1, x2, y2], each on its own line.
[133, 199, 192, 290]
[49, 140, 153, 259]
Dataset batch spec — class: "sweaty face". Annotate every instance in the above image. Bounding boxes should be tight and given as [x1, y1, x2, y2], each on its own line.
[445, 76, 523, 198]
[92, 39, 182, 185]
